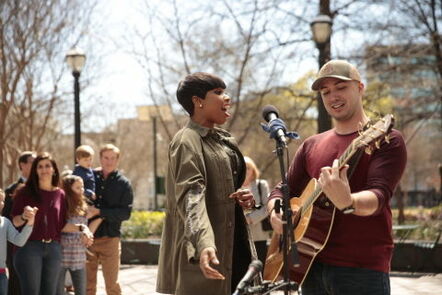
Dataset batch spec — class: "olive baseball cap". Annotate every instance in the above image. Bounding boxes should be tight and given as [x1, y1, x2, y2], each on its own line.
[311, 60, 361, 91]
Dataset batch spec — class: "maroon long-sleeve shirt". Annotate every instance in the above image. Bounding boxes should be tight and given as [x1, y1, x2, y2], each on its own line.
[12, 188, 66, 242]
[270, 128, 407, 273]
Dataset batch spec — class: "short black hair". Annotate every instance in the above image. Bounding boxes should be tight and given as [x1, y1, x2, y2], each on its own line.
[176, 72, 226, 116]
[18, 151, 35, 166]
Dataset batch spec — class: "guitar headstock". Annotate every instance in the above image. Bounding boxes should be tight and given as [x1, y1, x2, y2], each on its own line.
[354, 114, 394, 154]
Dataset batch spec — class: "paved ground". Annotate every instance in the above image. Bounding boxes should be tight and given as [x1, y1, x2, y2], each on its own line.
[95, 265, 442, 295]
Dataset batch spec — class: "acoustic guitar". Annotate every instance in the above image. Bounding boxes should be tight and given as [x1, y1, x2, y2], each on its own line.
[263, 114, 394, 286]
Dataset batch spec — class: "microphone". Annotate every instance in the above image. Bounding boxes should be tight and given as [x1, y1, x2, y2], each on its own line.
[232, 260, 263, 295]
[261, 105, 288, 145]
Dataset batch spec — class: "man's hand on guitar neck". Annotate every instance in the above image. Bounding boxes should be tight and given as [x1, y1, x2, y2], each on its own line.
[318, 159, 353, 210]
[319, 159, 380, 216]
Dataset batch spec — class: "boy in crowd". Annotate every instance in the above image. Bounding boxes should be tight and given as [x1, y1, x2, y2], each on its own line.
[73, 145, 102, 233]
[73, 145, 96, 202]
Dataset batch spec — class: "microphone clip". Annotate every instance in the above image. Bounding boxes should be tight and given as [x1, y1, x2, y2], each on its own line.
[260, 119, 299, 141]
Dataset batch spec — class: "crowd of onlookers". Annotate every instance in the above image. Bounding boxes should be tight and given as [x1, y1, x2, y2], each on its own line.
[1, 144, 133, 295]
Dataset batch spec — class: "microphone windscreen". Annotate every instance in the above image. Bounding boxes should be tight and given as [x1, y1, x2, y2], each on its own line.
[262, 105, 279, 121]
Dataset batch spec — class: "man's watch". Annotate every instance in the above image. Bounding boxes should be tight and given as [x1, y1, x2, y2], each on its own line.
[341, 204, 355, 214]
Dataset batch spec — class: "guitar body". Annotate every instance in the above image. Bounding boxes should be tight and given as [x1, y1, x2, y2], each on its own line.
[263, 179, 336, 285]
[290, 203, 335, 285]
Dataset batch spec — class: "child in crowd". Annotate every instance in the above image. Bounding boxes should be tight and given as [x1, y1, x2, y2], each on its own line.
[72, 145, 102, 234]
[0, 189, 36, 295]
[57, 175, 93, 295]
[73, 145, 96, 204]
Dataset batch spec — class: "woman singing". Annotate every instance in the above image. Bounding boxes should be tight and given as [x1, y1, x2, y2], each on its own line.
[156, 72, 256, 295]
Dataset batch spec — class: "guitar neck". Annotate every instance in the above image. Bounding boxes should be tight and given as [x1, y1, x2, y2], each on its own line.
[300, 143, 358, 217]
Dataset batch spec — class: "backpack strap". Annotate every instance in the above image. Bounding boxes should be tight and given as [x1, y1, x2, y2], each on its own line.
[257, 179, 262, 198]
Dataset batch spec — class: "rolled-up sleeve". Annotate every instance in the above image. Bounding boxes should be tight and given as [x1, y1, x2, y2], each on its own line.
[365, 130, 407, 215]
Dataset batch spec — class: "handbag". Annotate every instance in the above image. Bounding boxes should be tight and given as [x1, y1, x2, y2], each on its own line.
[257, 180, 273, 231]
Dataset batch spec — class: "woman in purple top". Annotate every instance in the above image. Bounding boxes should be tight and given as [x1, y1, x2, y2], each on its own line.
[11, 153, 80, 295]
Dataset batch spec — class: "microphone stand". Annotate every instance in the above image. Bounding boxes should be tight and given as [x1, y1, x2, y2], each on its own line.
[259, 111, 300, 295]
[241, 280, 298, 295]
[274, 139, 299, 295]
[238, 140, 299, 295]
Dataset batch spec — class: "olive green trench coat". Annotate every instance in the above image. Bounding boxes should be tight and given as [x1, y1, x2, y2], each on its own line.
[156, 120, 254, 295]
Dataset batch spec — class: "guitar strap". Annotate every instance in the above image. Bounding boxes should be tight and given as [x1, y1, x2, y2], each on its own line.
[346, 148, 364, 180]
[345, 120, 373, 179]
[317, 119, 375, 208]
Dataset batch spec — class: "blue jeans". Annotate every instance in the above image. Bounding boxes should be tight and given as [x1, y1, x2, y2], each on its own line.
[0, 273, 7, 295]
[14, 240, 62, 295]
[56, 267, 86, 295]
[302, 261, 390, 295]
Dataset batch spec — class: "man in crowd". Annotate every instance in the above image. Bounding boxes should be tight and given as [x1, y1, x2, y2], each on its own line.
[3, 151, 36, 295]
[86, 144, 133, 295]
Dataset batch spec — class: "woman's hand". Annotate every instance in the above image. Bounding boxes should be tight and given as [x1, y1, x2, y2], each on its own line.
[22, 206, 38, 226]
[229, 189, 255, 210]
[199, 247, 225, 280]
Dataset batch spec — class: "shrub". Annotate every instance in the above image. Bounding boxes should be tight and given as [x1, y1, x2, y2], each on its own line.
[392, 205, 442, 241]
[121, 210, 165, 239]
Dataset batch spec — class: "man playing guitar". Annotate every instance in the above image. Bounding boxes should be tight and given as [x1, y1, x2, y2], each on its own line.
[266, 60, 407, 295]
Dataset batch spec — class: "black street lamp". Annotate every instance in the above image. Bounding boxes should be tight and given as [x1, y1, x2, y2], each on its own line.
[311, 14, 333, 133]
[65, 48, 86, 157]
[152, 116, 158, 210]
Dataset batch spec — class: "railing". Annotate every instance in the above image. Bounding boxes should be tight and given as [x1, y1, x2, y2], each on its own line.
[392, 224, 421, 242]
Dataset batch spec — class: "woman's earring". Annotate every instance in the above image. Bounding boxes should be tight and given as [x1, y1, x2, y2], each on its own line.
[199, 104, 203, 108]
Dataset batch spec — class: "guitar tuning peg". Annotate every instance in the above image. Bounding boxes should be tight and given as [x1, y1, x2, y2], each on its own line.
[375, 140, 381, 149]
[385, 135, 390, 144]
[365, 146, 373, 155]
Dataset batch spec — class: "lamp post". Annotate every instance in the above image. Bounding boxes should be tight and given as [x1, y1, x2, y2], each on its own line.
[65, 48, 86, 158]
[152, 116, 158, 210]
[311, 14, 333, 133]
